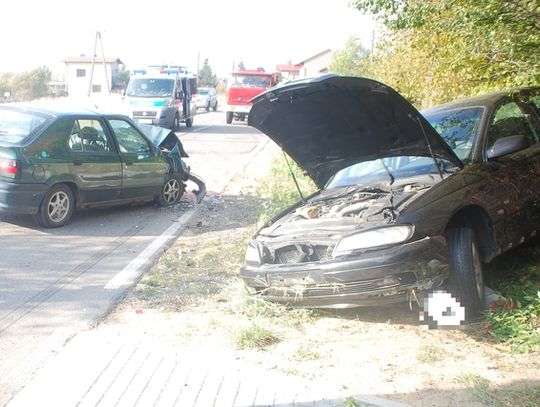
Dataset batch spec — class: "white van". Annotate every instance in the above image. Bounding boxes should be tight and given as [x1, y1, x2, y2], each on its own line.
[125, 68, 197, 129]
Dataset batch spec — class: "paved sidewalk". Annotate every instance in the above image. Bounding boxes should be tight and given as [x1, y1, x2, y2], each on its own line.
[7, 328, 412, 407]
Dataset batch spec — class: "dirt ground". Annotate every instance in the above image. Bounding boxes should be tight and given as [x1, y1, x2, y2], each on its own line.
[103, 149, 540, 407]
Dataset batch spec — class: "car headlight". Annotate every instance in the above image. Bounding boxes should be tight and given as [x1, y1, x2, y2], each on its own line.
[333, 225, 414, 257]
[245, 240, 262, 265]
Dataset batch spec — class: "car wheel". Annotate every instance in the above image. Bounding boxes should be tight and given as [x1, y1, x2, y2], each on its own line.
[35, 184, 74, 228]
[212, 101, 218, 112]
[446, 227, 484, 321]
[205, 103, 210, 112]
[157, 174, 184, 206]
[185, 117, 193, 128]
[173, 113, 180, 131]
[226, 112, 233, 124]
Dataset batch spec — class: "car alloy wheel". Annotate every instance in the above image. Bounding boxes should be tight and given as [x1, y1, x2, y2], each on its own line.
[35, 184, 75, 228]
[157, 174, 184, 206]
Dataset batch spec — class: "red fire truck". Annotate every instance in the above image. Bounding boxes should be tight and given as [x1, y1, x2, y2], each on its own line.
[225, 69, 278, 124]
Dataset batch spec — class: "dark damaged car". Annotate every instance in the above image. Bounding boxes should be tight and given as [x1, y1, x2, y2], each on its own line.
[240, 75, 540, 320]
[0, 105, 206, 228]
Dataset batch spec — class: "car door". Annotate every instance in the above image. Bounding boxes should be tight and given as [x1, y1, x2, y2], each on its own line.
[106, 118, 168, 199]
[483, 97, 540, 247]
[67, 118, 122, 203]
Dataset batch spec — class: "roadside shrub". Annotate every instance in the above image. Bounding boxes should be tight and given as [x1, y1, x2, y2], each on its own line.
[255, 154, 316, 224]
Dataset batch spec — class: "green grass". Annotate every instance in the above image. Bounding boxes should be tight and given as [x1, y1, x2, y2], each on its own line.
[416, 345, 444, 363]
[234, 323, 280, 349]
[484, 237, 540, 353]
[293, 344, 321, 361]
[455, 373, 540, 407]
[255, 153, 317, 224]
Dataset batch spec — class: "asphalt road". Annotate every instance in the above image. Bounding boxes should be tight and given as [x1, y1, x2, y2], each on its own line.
[0, 110, 268, 404]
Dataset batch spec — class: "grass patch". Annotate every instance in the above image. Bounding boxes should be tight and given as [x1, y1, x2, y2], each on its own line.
[416, 345, 444, 363]
[234, 323, 280, 349]
[343, 397, 371, 407]
[484, 237, 540, 353]
[293, 344, 321, 361]
[455, 373, 540, 407]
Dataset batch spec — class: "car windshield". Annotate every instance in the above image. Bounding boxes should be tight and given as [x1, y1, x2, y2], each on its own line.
[423, 107, 484, 163]
[326, 156, 452, 189]
[0, 109, 48, 145]
[230, 74, 271, 88]
[126, 78, 174, 97]
[198, 88, 209, 95]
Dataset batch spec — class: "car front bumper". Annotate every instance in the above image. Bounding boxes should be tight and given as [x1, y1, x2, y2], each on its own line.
[0, 179, 48, 215]
[240, 236, 449, 308]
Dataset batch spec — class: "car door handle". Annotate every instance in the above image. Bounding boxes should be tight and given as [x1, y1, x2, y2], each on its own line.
[73, 160, 83, 166]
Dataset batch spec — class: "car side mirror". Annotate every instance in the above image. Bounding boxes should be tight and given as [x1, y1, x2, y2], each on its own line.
[487, 134, 532, 159]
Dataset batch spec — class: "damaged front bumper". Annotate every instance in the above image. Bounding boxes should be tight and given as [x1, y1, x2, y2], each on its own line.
[240, 236, 449, 308]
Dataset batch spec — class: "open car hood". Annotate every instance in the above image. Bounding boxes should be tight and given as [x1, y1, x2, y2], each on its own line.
[248, 75, 462, 189]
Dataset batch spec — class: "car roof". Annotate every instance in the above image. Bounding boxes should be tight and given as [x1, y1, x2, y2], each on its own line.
[0, 103, 120, 118]
[423, 87, 540, 115]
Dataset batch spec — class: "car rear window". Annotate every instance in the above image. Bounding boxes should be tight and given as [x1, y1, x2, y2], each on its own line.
[0, 109, 48, 145]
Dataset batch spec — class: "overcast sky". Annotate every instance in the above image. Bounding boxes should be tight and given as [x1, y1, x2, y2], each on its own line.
[1, 0, 375, 78]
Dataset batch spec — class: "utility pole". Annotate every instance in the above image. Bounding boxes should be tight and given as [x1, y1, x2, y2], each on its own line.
[88, 31, 111, 97]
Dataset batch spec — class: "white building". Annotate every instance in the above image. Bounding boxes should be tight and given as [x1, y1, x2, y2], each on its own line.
[276, 49, 333, 81]
[63, 56, 124, 98]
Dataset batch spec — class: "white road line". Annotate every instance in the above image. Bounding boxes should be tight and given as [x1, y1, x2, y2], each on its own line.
[104, 208, 200, 290]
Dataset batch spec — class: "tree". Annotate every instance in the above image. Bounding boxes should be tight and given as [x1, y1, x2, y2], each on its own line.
[198, 58, 217, 87]
[329, 36, 371, 77]
[237, 60, 246, 71]
[117, 65, 130, 90]
[0, 66, 51, 101]
[352, 0, 540, 106]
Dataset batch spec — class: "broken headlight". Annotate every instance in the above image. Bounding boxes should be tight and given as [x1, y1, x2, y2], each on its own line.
[245, 239, 262, 265]
[333, 225, 414, 257]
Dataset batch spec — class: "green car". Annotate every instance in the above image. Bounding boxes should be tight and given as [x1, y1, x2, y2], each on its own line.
[0, 105, 206, 227]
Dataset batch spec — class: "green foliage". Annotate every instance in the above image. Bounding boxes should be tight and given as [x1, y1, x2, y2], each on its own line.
[117, 66, 130, 89]
[350, 0, 540, 107]
[255, 154, 317, 224]
[330, 36, 371, 76]
[0, 66, 52, 101]
[485, 290, 540, 353]
[484, 238, 540, 353]
[198, 58, 217, 87]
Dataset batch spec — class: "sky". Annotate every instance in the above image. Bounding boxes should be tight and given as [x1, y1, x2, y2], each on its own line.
[1, 0, 375, 78]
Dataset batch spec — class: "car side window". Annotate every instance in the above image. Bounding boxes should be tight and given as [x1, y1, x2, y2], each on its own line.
[68, 119, 110, 153]
[108, 119, 151, 153]
[487, 101, 538, 149]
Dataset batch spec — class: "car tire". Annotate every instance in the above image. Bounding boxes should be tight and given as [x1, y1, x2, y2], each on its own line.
[226, 112, 233, 124]
[35, 184, 75, 228]
[212, 101, 218, 112]
[446, 227, 484, 321]
[185, 117, 193, 128]
[157, 174, 184, 206]
[205, 103, 210, 112]
[173, 113, 180, 131]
